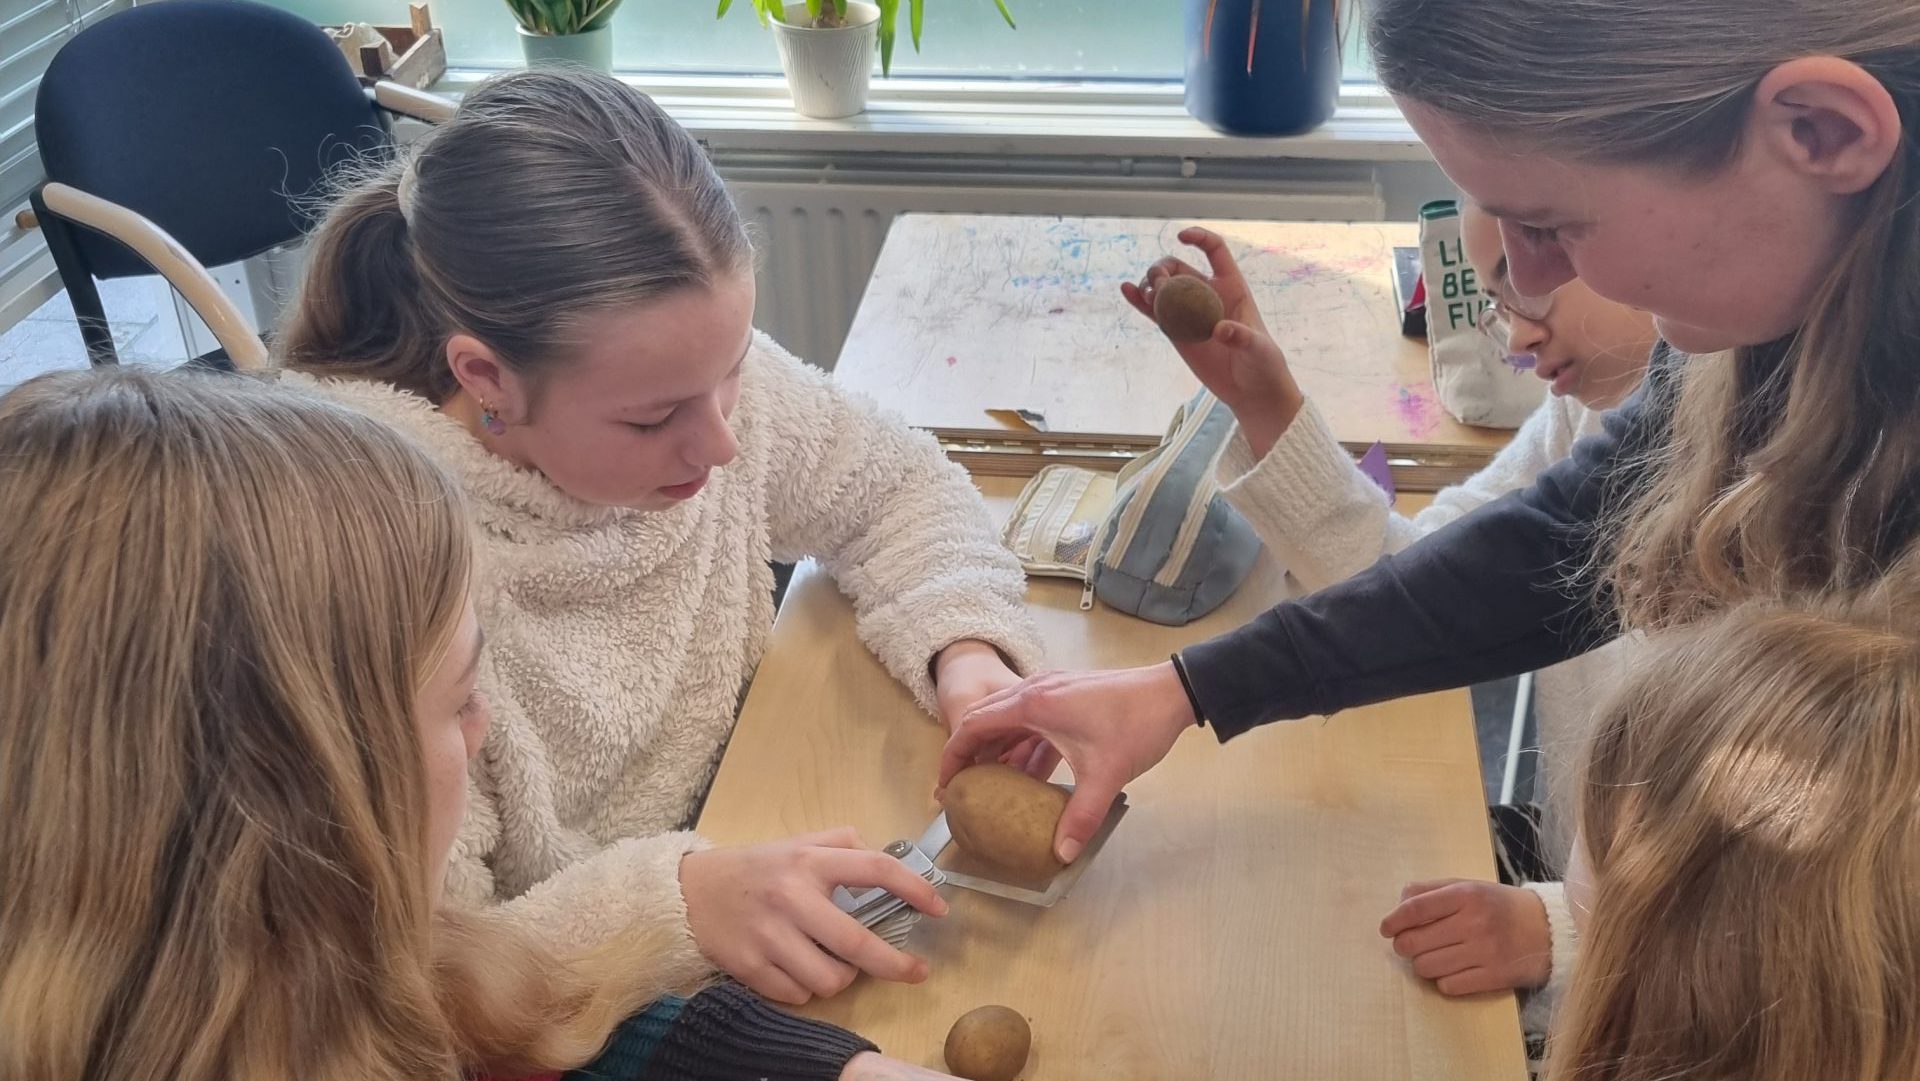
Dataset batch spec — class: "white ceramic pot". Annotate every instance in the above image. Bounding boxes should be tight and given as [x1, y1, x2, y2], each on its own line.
[769, 1, 878, 119]
[517, 24, 614, 72]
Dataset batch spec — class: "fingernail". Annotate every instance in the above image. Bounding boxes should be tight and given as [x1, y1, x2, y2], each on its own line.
[935, 898, 950, 917]
[1058, 838, 1083, 863]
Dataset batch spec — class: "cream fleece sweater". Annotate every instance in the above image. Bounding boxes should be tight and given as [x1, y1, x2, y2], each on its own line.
[283, 334, 1044, 989]
[1214, 391, 1629, 1032]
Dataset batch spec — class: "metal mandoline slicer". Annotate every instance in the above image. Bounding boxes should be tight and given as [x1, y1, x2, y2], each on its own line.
[910, 786, 1129, 907]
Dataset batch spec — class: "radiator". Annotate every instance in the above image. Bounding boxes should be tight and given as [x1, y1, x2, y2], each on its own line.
[721, 151, 1387, 369]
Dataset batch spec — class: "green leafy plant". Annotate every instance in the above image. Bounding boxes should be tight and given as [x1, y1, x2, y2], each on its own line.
[717, 0, 1015, 76]
[506, 0, 622, 36]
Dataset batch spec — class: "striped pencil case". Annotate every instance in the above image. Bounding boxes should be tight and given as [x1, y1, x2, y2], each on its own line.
[1090, 388, 1263, 626]
[1001, 390, 1264, 626]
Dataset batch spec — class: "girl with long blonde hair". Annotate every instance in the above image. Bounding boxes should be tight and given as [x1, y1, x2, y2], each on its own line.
[0, 369, 956, 1081]
[1554, 578, 1920, 1081]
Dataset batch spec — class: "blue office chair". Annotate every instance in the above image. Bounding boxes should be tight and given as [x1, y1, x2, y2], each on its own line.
[28, 0, 449, 369]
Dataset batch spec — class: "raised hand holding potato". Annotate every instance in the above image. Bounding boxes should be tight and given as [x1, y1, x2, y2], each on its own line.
[1119, 226, 1306, 457]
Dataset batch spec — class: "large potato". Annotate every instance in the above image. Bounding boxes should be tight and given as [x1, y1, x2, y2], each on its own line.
[943, 763, 1069, 881]
[944, 1005, 1031, 1081]
[1152, 274, 1225, 343]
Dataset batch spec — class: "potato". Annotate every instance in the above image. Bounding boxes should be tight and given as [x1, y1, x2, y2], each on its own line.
[1152, 274, 1225, 343]
[944, 1005, 1032, 1081]
[942, 763, 1069, 881]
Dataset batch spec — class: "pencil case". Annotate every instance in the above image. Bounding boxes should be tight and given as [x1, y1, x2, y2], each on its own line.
[1001, 390, 1264, 626]
[1003, 464, 1116, 610]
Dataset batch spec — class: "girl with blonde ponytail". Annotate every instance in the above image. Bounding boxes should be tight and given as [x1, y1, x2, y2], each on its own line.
[279, 67, 1041, 1007]
[0, 369, 956, 1081]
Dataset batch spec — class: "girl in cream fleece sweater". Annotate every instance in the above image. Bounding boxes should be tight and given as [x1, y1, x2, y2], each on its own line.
[1120, 208, 1655, 1050]
[277, 70, 1043, 1010]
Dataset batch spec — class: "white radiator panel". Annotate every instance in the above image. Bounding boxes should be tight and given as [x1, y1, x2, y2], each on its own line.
[724, 154, 1386, 369]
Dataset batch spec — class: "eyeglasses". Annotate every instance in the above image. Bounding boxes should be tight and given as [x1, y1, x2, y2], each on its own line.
[1476, 287, 1555, 348]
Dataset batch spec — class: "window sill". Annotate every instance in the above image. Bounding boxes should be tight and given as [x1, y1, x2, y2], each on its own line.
[430, 70, 1429, 163]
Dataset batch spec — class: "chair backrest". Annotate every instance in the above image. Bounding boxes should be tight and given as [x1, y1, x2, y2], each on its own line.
[34, 0, 386, 280]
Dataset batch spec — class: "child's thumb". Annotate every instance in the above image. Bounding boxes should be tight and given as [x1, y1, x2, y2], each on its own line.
[1214, 320, 1287, 365]
[1213, 319, 1264, 350]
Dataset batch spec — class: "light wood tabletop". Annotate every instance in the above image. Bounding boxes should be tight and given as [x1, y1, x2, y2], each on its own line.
[831, 214, 1513, 488]
[698, 485, 1527, 1081]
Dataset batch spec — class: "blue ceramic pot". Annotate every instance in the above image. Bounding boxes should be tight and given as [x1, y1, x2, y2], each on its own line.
[1184, 0, 1342, 136]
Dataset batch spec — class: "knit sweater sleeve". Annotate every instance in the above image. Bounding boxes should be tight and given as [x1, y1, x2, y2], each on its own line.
[482, 833, 716, 984]
[428, 655, 720, 987]
[1518, 881, 1580, 1037]
[1216, 396, 1580, 593]
[442, 770, 718, 988]
[560, 983, 874, 1081]
[750, 336, 1045, 711]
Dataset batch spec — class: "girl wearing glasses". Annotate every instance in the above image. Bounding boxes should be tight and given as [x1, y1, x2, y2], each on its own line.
[1111, 204, 1655, 1049]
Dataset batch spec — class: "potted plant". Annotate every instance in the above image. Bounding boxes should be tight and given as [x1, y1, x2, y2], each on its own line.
[507, 0, 622, 71]
[719, 0, 1015, 119]
[1184, 0, 1342, 136]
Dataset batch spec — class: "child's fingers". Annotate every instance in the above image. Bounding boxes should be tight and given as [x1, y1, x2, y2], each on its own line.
[1380, 884, 1467, 937]
[816, 848, 949, 918]
[1390, 919, 1467, 962]
[1119, 281, 1155, 319]
[1211, 320, 1261, 350]
[1141, 257, 1205, 296]
[1410, 942, 1480, 982]
[769, 923, 862, 998]
[1178, 227, 1246, 283]
[1401, 878, 1466, 901]
[792, 826, 866, 850]
[806, 905, 930, 987]
[1434, 968, 1505, 997]
[740, 957, 816, 1006]
[1210, 322, 1289, 375]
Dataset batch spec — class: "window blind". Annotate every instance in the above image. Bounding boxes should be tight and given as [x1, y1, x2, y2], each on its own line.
[0, 0, 131, 329]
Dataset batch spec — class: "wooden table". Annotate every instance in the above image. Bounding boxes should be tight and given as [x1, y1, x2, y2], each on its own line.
[832, 214, 1512, 490]
[699, 485, 1527, 1081]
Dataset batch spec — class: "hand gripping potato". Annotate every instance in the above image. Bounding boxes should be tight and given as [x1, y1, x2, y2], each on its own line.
[941, 764, 1070, 881]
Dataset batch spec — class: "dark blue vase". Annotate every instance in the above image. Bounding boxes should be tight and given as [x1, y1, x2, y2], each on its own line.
[1183, 0, 1343, 136]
